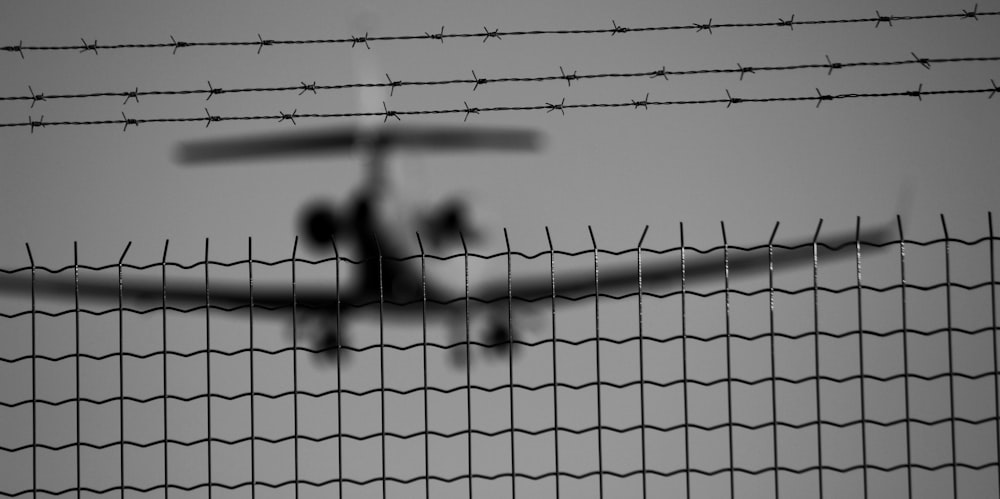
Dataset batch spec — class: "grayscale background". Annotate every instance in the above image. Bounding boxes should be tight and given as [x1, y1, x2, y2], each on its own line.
[1, 0, 999, 497]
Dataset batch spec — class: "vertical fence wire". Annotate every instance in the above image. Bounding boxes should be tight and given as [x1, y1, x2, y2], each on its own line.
[26, 244, 36, 499]
[680, 222, 691, 499]
[247, 239, 256, 499]
[546, 227, 560, 499]
[897, 218, 914, 499]
[417, 233, 430, 499]
[374, 235, 387, 499]
[332, 237, 343, 498]
[991, 212, 999, 494]
[721, 223, 735, 499]
[636, 226, 649, 499]
[203, 240, 213, 499]
[74, 243, 81, 499]
[812, 220, 825, 499]
[589, 227, 605, 499]
[768, 223, 780, 499]
[117, 243, 131, 499]
[855, 218, 869, 499]
[291, 237, 300, 499]
[941, 215, 958, 498]
[505, 229, 517, 498]
[461, 233, 473, 498]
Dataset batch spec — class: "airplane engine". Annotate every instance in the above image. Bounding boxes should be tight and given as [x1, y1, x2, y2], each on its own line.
[482, 318, 518, 360]
[425, 198, 482, 246]
[300, 200, 342, 247]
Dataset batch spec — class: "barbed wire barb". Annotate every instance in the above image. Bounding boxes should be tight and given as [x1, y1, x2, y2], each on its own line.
[471, 70, 487, 91]
[425, 26, 445, 43]
[632, 93, 650, 110]
[907, 83, 924, 101]
[27, 86, 45, 108]
[695, 18, 714, 34]
[610, 20, 629, 35]
[79, 38, 98, 55]
[911, 52, 932, 69]
[778, 14, 795, 30]
[825, 55, 842, 75]
[725, 89, 743, 108]
[559, 66, 578, 86]
[203, 108, 220, 128]
[299, 81, 317, 96]
[737, 63, 755, 81]
[482, 26, 501, 42]
[3, 40, 24, 58]
[815, 88, 832, 108]
[875, 10, 894, 28]
[120, 112, 138, 131]
[385, 74, 401, 96]
[462, 101, 479, 122]
[382, 102, 400, 122]
[205, 81, 224, 101]
[169, 35, 188, 55]
[990, 79, 999, 99]
[28, 115, 45, 133]
[351, 32, 370, 49]
[123, 87, 139, 105]
[278, 109, 298, 125]
[545, 98, 566, 115]
[256, 34, 273, 54]
[963, 4, 980, 20]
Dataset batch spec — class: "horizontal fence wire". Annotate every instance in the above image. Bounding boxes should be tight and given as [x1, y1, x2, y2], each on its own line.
[5, 82, 1000, 131]
[1, 216, 999, 498]
[2, 54, 998, 108]
[0, 7, 994, 57]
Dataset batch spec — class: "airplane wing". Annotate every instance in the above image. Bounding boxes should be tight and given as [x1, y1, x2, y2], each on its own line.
[0, 271, 332, 313]
[0, 222, 895, 314]
[467, 221, 897, 304]
[175, 126, 542, 164]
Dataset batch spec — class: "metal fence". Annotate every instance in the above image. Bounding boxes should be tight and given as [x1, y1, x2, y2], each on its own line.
[1, 218, 999, 498]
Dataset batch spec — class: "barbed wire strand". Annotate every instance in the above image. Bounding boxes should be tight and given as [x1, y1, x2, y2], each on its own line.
[4, 83, 998, 131]
[1, 6, 994, 57]
[2, 54, 996, 108]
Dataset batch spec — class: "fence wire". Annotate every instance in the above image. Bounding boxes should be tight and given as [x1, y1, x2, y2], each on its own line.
[3, 54, 997, 109]
[1, 217, 999, 498]
[5, 82, 999, 131]
[1, 7, 994, 57]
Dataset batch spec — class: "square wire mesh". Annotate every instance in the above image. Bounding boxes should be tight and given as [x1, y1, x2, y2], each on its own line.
[1, 219, 999, 498]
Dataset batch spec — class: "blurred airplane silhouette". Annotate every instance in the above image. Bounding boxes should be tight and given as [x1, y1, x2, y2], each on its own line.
[0, 54, 896, 367]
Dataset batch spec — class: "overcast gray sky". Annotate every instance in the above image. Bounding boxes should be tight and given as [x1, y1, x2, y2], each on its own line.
[2, 1, 999, 498]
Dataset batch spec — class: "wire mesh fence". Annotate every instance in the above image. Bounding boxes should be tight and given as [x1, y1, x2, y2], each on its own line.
[1, 218, 999, 498]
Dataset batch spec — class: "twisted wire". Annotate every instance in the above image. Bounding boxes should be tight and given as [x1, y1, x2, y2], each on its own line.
[5, 233, 979, 275]
[4, 408, 1000, 453]
[3, 459, 999, 498]
[6, 83, 997, 130]
[3, 279, 998, 319]
[3, 54, 997, 107]
[1, 7, 995, 57]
